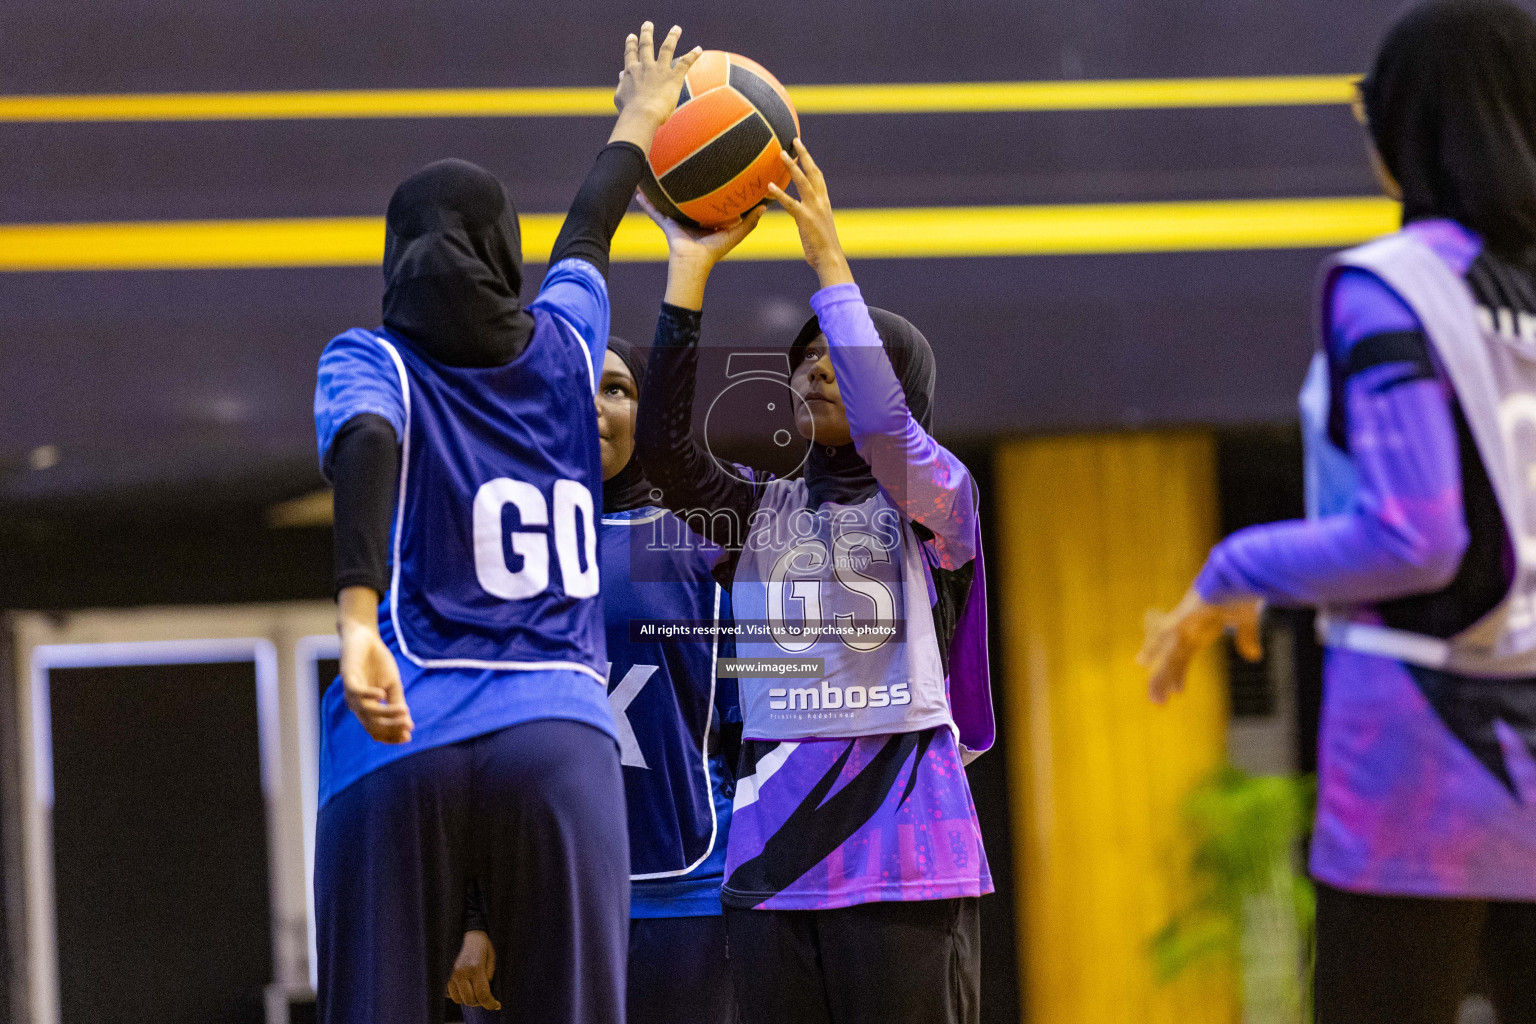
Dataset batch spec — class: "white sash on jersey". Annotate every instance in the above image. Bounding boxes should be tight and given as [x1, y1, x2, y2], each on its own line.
[1313, 234, 1536, 677]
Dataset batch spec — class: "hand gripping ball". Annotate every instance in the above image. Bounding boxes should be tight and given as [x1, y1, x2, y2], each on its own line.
[640, 51, 801, 229]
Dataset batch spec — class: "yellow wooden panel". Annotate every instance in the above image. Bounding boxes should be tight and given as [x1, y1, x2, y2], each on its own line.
[995, 432, 1237, 1024]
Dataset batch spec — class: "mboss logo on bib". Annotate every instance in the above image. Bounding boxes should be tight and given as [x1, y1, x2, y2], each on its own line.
[471, 477, 599, 600]
[768, 679, 912, 712]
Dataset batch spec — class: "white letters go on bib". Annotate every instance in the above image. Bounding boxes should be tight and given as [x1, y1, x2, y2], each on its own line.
[472, 477, 599, 600]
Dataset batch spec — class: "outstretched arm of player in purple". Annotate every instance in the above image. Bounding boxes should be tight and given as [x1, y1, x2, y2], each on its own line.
[772, 140, 976, 567]
[811, 283, 977, 568]
[1195, 270, 1469, 606]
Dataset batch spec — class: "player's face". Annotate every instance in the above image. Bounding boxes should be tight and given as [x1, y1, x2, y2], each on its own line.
[790, 335, 853, 446]
[596, 350, 639, 480]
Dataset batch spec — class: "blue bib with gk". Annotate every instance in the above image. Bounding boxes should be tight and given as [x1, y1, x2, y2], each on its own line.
[601, 507, 734, 883]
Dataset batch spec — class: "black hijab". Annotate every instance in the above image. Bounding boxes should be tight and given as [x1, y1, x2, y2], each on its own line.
[789, 307, 937, 508]
[603, 335, 656, 513]
[382, 159, 537, 367]
[1361, 0, 1536, 262]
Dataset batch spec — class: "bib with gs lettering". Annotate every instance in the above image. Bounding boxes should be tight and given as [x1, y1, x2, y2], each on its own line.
[732, 479, 954, 740]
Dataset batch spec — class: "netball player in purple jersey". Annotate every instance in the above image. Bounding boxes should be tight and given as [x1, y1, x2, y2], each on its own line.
[1141, 3, 1536, 1021]
[634, 141, 996, 1024]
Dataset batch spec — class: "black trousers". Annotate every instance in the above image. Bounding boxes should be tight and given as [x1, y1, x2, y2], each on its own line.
[316, 720, 629, 1024]
[725, 898, 980, 1024]
[627, 915, 737, 1024]
[1315, 883, 1536, 1024]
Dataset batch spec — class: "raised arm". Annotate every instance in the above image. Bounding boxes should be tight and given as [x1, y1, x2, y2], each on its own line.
[533, 23, 702, 381]
[769, 140, 976, 566]
[544, 143, 648, 278]
[812, 287, 975, 565]
[546, 23, 701, 276]
[633, 194, 767, 550]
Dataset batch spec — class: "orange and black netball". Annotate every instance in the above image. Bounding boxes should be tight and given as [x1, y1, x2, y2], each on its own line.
[640, 51, 801, 229]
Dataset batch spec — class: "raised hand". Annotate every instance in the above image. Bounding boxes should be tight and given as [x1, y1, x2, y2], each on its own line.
[637, 191, 763, 266]
[611, 22, 703, 150]
[766, 139, 854, 288]
[636, 190, 764, 310]
[1139, 587, 1263, 704]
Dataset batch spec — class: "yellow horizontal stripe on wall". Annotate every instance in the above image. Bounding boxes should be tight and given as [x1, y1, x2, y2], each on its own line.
[0, 197, 1399, 272]
[0, 75, 1358, 122]
[0, 216, 393, 271]
[790, 75, 1356, 113]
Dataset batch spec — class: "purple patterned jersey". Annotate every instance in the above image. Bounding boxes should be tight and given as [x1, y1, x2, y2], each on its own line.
[722, 728, 991, 909]
[636, 282, 996, 911]
[713, 286, 994, 910]
[1198, 219, 1536, 899]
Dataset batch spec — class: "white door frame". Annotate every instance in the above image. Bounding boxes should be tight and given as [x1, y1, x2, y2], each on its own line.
[293, 632, 339, 994]
[11, 603, 335, 1024]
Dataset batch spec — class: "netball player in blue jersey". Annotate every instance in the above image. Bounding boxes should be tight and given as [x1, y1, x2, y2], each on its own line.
[311, 24, 701, 1024]
[1141, 3, 1536, 1021]
[634, 142, 996, 1024]
[451, 337, 741, 1023]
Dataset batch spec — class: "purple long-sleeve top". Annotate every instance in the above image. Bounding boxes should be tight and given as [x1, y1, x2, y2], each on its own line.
[1195, 221, 1479, 608]
[635, 284, 992, 911]
[813, 284, 978, 570]
[1199, 221, 1536, 901]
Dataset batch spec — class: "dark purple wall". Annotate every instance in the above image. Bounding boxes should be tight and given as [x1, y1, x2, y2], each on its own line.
[3, 0, 1506, 502]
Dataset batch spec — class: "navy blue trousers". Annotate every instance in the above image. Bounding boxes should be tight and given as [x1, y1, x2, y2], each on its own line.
[466, 913, 735, 1024]
[316, 719, 629, 1024]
